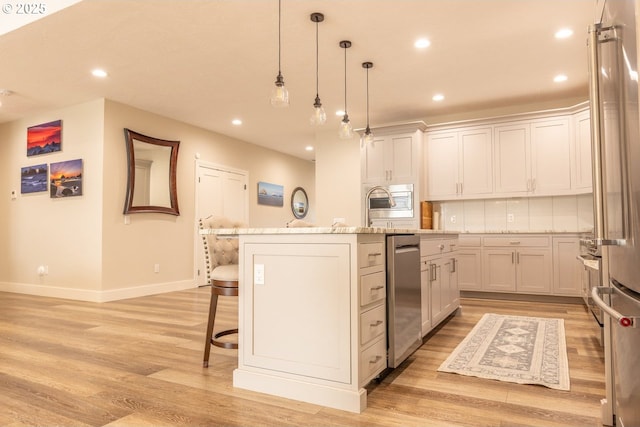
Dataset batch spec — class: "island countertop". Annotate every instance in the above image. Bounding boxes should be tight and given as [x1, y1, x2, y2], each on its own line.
[199, 226, 457, 236]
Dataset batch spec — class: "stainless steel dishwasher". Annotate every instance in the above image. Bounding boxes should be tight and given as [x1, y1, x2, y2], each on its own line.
[386, 234, 422, 368]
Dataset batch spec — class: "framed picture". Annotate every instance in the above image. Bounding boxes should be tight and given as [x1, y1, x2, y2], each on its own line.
[27, 119, 62, 156]
[257, 181, 284, 207]
[50, 159, 83, 198]
[20, 164, 48, 194]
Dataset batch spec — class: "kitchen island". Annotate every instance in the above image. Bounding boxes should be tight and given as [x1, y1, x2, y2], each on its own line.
[199, 226, 456, 413]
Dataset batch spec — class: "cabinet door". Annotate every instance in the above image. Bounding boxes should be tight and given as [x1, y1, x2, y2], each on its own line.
[493, 123, 530, 194]
[530, 118, 571, 194]
[573, 111, 593, 191]
[426, 132, 459, 199]
[389, 135, 417, 183]
[482, 249, 517, 292]
[457, 249, 482, 291]
[552, 238, 581, 296]
[362, 135, 388, 184]
[420, 259, 431, 336]
[460, 128, 493, 196]
[516, 249, 552, 294]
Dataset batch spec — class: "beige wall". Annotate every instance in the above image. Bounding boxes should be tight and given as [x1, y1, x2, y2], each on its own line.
[314, 129, 362, 227]
[0, 98, 315, 301]
[0, 99, 106, 299]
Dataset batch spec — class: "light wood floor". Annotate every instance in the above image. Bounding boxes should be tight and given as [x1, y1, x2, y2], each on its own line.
[0, 288, 606, 426]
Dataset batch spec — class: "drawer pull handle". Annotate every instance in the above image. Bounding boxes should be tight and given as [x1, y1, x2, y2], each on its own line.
[369, 252, 382, 257]
[370, 320, 383, 327]
[369, 355, 383, 364]
[371, 285, 384, 290]
[509, 241, 520, 245]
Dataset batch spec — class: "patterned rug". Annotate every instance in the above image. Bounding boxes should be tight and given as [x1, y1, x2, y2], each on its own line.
[437, 313, 570, 391]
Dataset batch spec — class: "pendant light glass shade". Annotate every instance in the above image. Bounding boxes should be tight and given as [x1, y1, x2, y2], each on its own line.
[361, 62, 374, 147]
[339, 40, 353, 139]
[309, 13, 326, 125]
[270, 0, 289, 107]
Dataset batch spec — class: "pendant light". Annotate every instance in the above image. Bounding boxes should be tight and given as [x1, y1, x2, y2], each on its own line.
[361, 62, 374, 147]
[270, 0, 289, 107]
[309, 12, 326, 125]
[338, 40, 353, 139]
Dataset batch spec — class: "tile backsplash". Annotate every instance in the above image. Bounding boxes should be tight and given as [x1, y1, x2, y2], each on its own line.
[434, 194, 593, 233]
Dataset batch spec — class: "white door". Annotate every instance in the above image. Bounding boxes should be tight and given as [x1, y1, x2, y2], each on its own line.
[426, 131, 459, 199]
[530, 118, 571, 194]
[493, 123, 530, 194]
[459, 128, 493, 196]
[195, 161, 248, 286]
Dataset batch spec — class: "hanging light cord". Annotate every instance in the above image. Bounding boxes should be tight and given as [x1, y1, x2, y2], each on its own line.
[343, 45, 348, 115]
[366, 66, 370, 128]
[315, 20, 319, 97]
[278, 0, 282, 75]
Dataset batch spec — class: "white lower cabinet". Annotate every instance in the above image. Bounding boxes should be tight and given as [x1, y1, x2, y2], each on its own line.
[482, 237, 552, 294]
[420, 236, 459, 336]
[552, 237, 582, 296]
[460, 234, 581, 297]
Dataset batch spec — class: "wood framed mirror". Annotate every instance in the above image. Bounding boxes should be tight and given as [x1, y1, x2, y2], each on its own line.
[291, 187, 309, 219]
[123, 128, 180, 215]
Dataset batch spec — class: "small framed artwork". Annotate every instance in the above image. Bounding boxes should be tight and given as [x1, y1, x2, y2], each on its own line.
[50, 159, 83, 198]
[20, 164, 48, 194]
[257, 181, 284, 207]
[27, 119, 62, 156]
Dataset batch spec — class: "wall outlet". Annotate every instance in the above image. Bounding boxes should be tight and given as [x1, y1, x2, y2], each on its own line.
[507, 213, 515, 223]
[37, 265, 48, 276]
[450, 215, 456, 224]
[154, 263, 160, 273]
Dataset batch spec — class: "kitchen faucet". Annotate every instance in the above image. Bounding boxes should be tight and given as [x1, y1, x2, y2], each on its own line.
[364, 186, 396, 227]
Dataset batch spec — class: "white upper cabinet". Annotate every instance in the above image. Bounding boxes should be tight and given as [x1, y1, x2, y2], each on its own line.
[530, 117, 572, 194]
[426, 127, 492, 199]
[426, 131, 459, 198]
[573, 110, 593, 191]
[361, 126, 424, 186]
[493, 122, 531, 195]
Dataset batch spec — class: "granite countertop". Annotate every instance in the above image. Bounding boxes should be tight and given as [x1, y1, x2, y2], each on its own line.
[199, 226, 457, 236]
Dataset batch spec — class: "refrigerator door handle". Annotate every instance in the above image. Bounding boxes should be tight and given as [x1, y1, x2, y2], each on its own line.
[592, 286, 639, 328]
[588, 24, 629, 247]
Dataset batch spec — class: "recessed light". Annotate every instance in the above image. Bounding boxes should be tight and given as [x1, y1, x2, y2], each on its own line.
[414, 38, 431, 49]
[554, 28, 573, 39]
[232, 119, 242, 125]
[432, 94, 445, 102]
[305, 146, 314, 151]
[91, 69, 108, 78]
[554, 74, 568, 83]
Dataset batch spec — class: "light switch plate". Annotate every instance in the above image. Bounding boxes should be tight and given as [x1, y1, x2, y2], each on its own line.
[254, 264, 265, 285]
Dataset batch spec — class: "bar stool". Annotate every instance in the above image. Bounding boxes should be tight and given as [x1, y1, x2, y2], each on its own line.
[199, 215, 244, 368]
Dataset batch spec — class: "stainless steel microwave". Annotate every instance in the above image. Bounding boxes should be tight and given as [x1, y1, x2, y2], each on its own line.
[367, 184, 414, 219]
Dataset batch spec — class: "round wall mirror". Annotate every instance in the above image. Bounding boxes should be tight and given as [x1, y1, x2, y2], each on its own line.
[291, 187, 309, 219]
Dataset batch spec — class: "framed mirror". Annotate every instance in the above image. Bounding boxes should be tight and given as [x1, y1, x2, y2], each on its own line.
[123, 128, 180, 215]
[291, 187, 309, 219]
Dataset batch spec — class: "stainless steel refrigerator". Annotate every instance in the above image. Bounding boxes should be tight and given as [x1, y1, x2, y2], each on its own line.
[588, 1, 640, 426]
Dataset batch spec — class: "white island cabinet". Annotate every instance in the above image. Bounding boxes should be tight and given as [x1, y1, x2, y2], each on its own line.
[200, 226, 456, 413]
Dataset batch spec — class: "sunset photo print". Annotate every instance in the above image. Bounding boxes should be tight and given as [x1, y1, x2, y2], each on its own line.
[50, 159, 83, 198]
[27, 119, 62, 156]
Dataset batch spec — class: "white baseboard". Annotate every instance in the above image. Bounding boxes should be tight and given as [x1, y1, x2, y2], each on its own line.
[0, 279, 197, 302]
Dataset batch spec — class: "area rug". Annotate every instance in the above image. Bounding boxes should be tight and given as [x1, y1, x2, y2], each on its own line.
[437, 313, 570, 391]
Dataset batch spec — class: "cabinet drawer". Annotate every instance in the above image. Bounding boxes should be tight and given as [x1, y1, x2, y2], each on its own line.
[420, 237, 457, 256]
[458, 236, 481, 247]
[483, 236, 549, 247]
[360, 337, 386, 386]
[360, 271, 386, 306]
[359, 242, 385, 269]
[360, 304, 386, 345]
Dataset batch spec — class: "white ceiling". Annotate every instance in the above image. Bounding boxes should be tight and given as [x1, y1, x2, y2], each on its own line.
[0, 0, 596, 161]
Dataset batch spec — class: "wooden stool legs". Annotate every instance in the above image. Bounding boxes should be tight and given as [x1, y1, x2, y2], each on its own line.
[203, 280, 239, 368]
